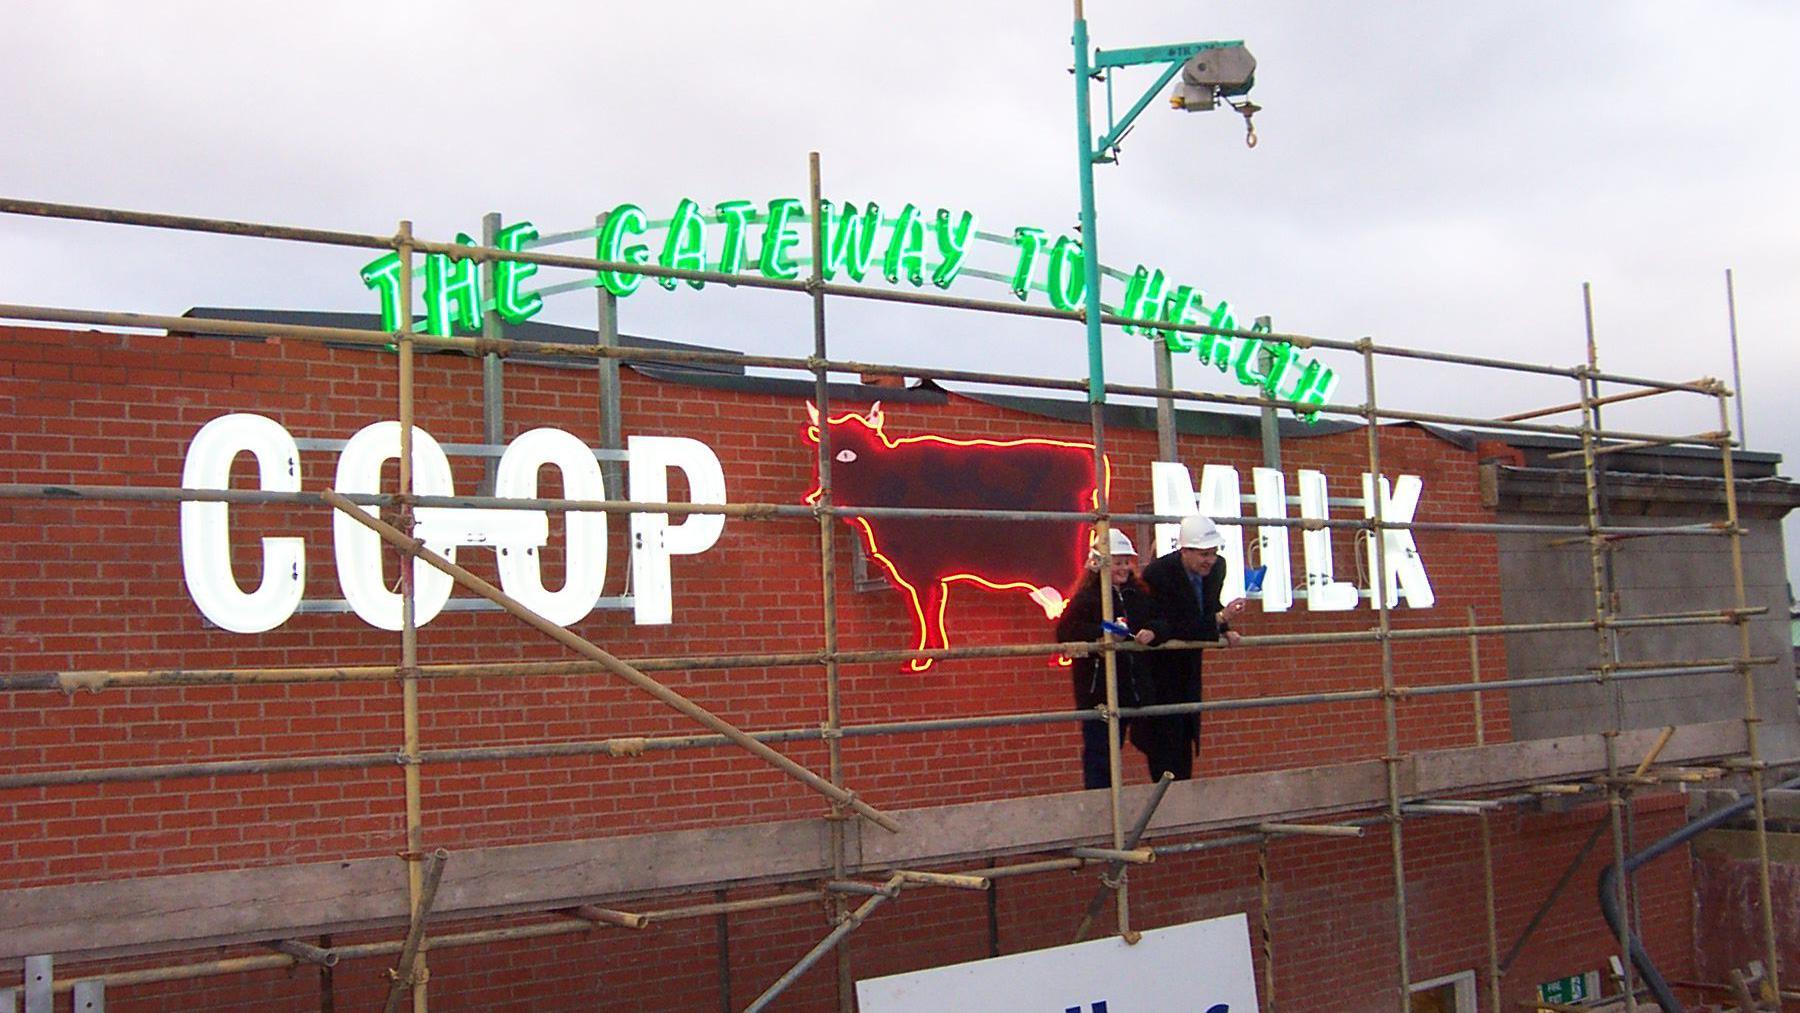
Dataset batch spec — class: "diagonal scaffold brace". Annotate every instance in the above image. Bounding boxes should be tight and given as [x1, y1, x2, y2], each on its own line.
[1072, 771, 1176, 943]
[320, 488, 901, 834]
[382, 848, 449, 1013]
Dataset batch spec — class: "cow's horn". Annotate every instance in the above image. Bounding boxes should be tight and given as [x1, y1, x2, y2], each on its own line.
[805, 401, 820, 426]
[867, 400, 884, 430]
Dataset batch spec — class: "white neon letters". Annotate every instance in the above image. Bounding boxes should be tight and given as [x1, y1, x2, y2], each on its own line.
[1362, 473, 1434, 608]
[332, 422, 459, 630]
[1250, 468, 1294, 612]
[1151, 461, 1432, 612]
[181, 414, 307, 633]
[627, 435, 727, 625]
[179, 415, 726, 632]
[1297, 469, 1361, 611]
[494, 428, 606, 626]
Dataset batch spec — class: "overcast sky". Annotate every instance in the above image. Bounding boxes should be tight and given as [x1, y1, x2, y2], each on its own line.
[4, 2, 1797, 593]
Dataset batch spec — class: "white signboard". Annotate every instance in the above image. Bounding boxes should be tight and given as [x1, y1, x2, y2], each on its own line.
[856, 912, 1260, 1013]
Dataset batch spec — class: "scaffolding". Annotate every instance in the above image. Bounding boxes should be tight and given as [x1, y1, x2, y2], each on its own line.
[0, 159, 1791, 1013]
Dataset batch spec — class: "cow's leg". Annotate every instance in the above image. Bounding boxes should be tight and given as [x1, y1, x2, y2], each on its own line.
[907, 580, 953, 672]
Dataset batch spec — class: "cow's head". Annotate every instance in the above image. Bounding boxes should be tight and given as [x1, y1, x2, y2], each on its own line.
[802, 401, 891, 506]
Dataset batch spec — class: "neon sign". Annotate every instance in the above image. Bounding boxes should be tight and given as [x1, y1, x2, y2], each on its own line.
[357, 199, 1339, 417]
[802, 402, 1107, 672]
[1151, 461, 1435, 610]
[179, 414, 726, 632]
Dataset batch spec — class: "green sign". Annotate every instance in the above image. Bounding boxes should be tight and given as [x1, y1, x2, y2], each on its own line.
[1538, 972, 1592, 1004]
[358, 198, 1339, 418]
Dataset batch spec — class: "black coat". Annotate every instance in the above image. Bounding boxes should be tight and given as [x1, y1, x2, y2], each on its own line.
[1140, 550, 1228, 645]
[1054, 576, 1168, 711]
[1138, 551, 1229, 750]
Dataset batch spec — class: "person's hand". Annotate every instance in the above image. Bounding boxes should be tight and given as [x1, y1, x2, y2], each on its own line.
[1133, 628, 1156, 646]
[1221, 597, 1248, 621]
[1223, 630, 1243, 648]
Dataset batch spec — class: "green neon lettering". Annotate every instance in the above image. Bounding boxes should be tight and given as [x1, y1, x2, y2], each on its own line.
[1260, 343, 1301, 399]
[930, 208, 977, 289]
[1046, 236, 1086, 312]
[1286, 360, 1337, 422]
[1201, 300, 1237, 371]
[1120, 266, 1167, 336]
[493, 222, 542, 324]
[360, 252, 406, 332]
[757, 197, 804, 281]
[1009, 227, 1047, 301]
[658, 198, 709, 291]
[424, 233, 482, 337]
[883, 203, 928, 286]
[1160, 286, 1199, 351]
[715, 200, 755, 277]
[820, 200, 881, 282]
[1232, 318, 1269, 387]
[596, 203, 650, 297]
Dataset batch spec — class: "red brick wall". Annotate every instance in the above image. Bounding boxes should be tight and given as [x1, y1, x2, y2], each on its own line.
[0, 323, 1688, 1011]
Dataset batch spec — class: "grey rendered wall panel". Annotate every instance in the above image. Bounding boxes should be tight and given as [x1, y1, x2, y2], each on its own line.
[1499, 512, 1797, 745]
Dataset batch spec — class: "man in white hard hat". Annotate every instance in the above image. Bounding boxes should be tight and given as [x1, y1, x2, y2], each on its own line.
[1138, 515, 1246, 781]
[1055, 526, 1168, 789]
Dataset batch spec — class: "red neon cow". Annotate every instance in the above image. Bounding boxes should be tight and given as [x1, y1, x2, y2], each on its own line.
[803, 402, 1108, 671]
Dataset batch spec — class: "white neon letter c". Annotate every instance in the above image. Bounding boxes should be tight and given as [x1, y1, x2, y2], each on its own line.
[180, 414, 305, 633]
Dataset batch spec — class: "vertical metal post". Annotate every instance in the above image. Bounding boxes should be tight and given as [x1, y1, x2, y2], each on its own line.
[319, 933, 335, 1013]
[394, 221, 430, 1013]
[1072, 2, 1106, 405]
[23, 955, 50, 1013]
[594, 212, 625, 499]
[1467, 605, 1485, 746]
[1477, 812, 1501, 1013]
[1574, 285, 1636, 1012]
[1090, 401, 1131, 938]
[1360, 341, 1411, 1009]
[714, 888, 733, 1013]
[1724, 268, 1745, 448]
[1154, 338, 1177, 461]
[1257, 318, 1280, 472]
[71, 979, 104, 1012]
[807, 151, 856, 1012]
[986, 859, 1001, 957]
[1073, 1, 1130, 938]
[1714, 387, 1782, 1001]
[1258, 836, 1276, 1011]
[479, 212, 504, 496]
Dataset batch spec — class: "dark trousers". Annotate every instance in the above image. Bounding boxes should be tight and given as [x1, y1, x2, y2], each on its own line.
[1143, 716, 1195, 782]
[1080, 717, 1113, 789]
[1144, 656, 1202, 782]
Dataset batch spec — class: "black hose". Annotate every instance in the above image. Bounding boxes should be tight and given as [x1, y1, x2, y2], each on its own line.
[1597, 770, 1800, 1013]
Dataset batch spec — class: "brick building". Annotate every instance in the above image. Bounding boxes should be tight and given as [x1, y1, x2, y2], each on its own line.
[2, 313, 1795, 1011]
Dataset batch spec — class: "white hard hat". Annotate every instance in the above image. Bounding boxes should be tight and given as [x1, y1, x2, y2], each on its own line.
[1104, 528, 1137, 556]
[1087, 527, 1137, 568]
[1177, 515, 1225, 550]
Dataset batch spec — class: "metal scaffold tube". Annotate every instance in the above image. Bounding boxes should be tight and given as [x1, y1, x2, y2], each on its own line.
[804, 151, 858, 1013]
[1575, 285, 1637, 1012]
[0, 291, 1727, 443]
[1712, 385, 1783, 1003]
[393, 221, 431, 1013]
[1360, 340, 1413, 1010]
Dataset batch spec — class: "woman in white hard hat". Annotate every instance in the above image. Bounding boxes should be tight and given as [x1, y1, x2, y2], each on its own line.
[1053, 526, 1169, 789]
[1139, 514, 1247, 782]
